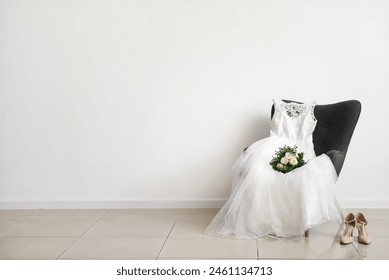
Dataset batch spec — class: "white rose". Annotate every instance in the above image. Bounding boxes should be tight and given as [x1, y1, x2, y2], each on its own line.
[276, 163, 284, 169]
[285, 152, 293, 159]
[280, 157, 289, 165]
[290, 157, 298, 166]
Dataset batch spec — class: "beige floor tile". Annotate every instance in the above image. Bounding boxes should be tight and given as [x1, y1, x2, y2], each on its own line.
[174, 209, 220, 219]
[0, 210, 36, 220]
[309, 222, 344, 238]
[355, 219, 389, 238]
[159, 236, 257, 259]
[59, 237, 165, 259]
[1, 208, 387, 260]
[0, 238, 76, 259]
[355, 238, 389, 259]
[25, 209, 107, 220]
[84, 217, 175, 237]
[344, 209, 389, 220]
[175, 214, 218, 221]
[257, 236, 361, 259]
[101, 208, 219, 219]
[0, 220, 19, 233]
[176, 215, 215, 221]
[337, 216, 389, 238]
[170, 218, 212, 238]
[0, 219, 96, 237]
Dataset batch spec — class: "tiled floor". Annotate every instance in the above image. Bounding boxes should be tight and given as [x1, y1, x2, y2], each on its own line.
[0, 208, 387, 260]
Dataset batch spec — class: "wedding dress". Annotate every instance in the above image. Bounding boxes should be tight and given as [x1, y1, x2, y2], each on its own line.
[205, 99, 340, 238]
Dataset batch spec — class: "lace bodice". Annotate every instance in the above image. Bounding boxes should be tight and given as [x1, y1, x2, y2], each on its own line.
[270, 99, 317, 140]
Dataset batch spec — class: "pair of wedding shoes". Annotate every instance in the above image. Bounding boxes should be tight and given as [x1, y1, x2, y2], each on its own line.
[340, 213, 371, 245]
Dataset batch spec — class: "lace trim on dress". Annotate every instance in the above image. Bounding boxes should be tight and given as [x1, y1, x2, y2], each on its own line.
[280, 102, 307, 118]
[310, 104, 317, 122]
[274, 99, 317, 121]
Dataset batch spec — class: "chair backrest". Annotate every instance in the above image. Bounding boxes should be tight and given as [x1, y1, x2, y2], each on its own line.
[271, 100, 361, 176]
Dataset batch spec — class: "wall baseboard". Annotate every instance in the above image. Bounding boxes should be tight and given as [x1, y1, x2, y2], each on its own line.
[0, 200, 389, 209]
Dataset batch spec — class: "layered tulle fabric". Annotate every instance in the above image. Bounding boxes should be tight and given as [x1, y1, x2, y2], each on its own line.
[204, 100, 341, 239]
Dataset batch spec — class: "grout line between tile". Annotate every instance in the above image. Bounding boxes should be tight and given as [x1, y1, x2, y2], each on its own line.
[353, 243, 364, 260]
[0, 220, 23, 236]
[256, 239, 260, 260]
[0, 210, 39, 230]
[95, 209, 110, 221]
[26, 210, 39, 218]
[56, 237, 80, 260]
[156, 219, 176, 260]
[56, 209, 110, 259]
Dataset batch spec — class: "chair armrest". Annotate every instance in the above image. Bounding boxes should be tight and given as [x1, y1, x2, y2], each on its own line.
[326, 150, 345, 177]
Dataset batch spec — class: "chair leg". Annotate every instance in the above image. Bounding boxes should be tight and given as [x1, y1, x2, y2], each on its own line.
[304, 229, 310, 237]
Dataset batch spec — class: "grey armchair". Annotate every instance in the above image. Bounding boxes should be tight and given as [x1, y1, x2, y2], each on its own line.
[240, 100, 360, 237]
[270, 100, 361, 176]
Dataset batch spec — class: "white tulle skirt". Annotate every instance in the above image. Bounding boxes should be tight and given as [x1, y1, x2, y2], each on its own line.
[204, 135, 341, 239]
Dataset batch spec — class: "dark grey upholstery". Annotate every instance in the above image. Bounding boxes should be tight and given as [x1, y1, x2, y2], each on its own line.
[270, 100, 361, 176]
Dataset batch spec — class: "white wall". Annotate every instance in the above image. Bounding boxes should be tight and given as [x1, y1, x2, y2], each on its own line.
[1, 0, 389, 209]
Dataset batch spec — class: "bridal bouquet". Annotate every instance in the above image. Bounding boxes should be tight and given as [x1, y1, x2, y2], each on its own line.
[269, 145, 305, 173]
